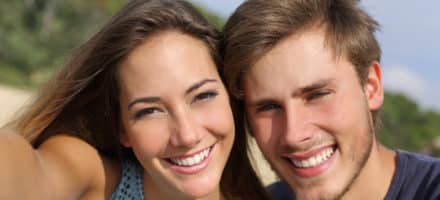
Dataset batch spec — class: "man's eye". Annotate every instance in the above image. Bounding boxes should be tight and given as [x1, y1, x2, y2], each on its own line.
[256, 103, 281, 113]
[306, 91, 330, 101]
[134, 107, 162, 119]
[193, 90, 218, 103]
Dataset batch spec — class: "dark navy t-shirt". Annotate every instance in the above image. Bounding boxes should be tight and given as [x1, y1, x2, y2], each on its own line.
[385, 150, 440, 200]
[268, 150, 440, 200]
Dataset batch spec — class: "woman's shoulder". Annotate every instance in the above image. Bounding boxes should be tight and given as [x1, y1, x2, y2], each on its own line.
[38, 134, 121, 199]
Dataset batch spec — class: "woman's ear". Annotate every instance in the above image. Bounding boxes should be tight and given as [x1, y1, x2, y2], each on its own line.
[120, 129, 132, 148]
[364, 61, 384, 111]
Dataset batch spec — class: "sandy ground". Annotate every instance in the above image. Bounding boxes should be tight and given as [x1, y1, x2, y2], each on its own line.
[0, 84, 278, 185]
[248, 137, 279, 185]
[0, 85, 34, 127]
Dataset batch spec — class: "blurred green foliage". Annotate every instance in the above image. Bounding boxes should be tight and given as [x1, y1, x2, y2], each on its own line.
[0, 0, 127, 87]
[0, 0, 438, 157]
[379, 93, 440, 157]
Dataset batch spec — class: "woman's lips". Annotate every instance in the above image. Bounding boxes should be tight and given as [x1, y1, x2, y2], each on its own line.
[165, 144, 215, 175]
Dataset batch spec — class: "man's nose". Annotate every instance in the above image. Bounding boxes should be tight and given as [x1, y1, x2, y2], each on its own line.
[279, 103, 314, 148]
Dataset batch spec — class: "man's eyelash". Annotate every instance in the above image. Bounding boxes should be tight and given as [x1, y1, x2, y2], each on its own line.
[306, 91, 331, 101]
[256, 103, 281, 113]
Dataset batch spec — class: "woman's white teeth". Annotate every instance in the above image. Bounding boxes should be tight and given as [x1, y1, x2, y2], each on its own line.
[170, 147, 211, 167]
[291, 148, 335, 168]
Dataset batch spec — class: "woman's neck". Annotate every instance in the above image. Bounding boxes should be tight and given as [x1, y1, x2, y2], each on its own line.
[142, 171, 225, 200]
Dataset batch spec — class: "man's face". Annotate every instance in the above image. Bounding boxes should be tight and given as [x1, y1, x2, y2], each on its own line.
[243, 28, 383, 200]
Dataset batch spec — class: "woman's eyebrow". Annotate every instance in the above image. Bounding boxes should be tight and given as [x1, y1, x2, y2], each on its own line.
[127, 96, 161, 110]
[185, 78, 217, 95]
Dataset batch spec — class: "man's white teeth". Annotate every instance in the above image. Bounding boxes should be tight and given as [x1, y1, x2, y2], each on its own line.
[170, 147, 211, 167]
[291, 148, 335, 168]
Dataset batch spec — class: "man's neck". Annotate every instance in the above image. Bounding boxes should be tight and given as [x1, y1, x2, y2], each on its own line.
[342, 142, 397, 200]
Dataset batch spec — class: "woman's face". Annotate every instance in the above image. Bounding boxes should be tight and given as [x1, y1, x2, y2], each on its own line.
[118, 31, 234, 199]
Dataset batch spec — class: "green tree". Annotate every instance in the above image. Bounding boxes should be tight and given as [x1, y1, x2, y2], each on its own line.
[0, 0, 127, 87]
[379, 92, 440, 157]
[0, 0, 223, 87]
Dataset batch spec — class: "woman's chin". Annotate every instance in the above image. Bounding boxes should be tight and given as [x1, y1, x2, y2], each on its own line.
[177, 174, 222, 198]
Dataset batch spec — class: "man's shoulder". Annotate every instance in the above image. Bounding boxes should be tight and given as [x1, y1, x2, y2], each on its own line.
[397, 150, 440, 171]
[386, 150, 440, 200]
[397, 150, 440, 186]
[266, 181, 295, 200]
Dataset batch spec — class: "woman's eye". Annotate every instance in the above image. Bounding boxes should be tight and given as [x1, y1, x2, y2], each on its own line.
[306, 91, 330, 101]
[256, 102, 281, 113]
[134, 107, 162, 119]
[193, 90, 218, 103]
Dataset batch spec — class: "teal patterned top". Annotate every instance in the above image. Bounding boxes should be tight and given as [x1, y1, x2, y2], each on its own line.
[109, 159, 145, 200]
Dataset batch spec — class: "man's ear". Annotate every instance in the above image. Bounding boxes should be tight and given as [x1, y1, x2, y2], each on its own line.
[364, 61, 384, 111]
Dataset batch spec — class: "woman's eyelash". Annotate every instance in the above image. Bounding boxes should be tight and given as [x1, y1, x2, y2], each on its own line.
[193, 90, 218, 102]
[134, 107, 161, 119]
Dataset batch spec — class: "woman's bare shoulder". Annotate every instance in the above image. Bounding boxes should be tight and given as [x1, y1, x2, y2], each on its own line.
[37, 134, 121, 199]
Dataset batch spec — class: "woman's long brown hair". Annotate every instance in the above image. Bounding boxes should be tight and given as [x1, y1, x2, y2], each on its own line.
[10, 0, 270, 199]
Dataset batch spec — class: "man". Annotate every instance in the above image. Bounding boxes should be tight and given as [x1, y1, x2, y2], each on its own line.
[222, 0, 440, 199]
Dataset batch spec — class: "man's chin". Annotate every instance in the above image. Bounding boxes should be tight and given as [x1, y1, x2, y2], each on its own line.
[277, 162, 351, 200]
[290, 183, 346, 200]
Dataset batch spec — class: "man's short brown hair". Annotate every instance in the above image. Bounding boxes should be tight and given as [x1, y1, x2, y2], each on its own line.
[222, 0, 382, 126]
[223, 0, 381, 97]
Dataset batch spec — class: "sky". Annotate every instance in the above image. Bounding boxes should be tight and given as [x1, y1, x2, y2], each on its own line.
[192, 0, 440, 112]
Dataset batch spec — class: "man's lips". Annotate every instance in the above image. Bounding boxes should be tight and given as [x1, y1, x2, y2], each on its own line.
[282, 145, 338, 178]
[284, 145, 336, 168]
[288, 146, 336, 168]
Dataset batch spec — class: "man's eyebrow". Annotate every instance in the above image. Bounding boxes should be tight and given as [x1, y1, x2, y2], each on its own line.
[127, 96, 161, 110]
[185, 79, 217, 95]
[294, 78, 335, 96]
[249, 78, 336, 108]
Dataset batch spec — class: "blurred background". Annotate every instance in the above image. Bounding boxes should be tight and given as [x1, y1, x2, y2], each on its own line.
[0, 0, 439, 184]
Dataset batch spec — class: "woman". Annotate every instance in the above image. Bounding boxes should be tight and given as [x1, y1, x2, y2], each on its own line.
[0, 0, 269, 199]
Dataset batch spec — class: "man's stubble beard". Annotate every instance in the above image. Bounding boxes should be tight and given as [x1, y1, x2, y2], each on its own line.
[330, 107, 375, 200]
[290, 106, 376, 200]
